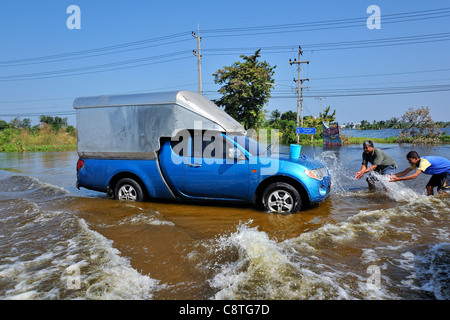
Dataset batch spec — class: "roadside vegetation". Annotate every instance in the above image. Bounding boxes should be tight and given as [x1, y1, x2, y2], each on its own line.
[214, 50, 449, 146]
[261, 105, 449, 146]
[0, 116, 76, 152]
[1, 51, 448, 152]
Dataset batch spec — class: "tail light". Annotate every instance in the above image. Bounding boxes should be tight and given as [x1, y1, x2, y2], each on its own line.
[76, 159, 84, 171]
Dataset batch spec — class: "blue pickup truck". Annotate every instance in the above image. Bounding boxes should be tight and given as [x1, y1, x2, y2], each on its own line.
[74, 91, 331, 213]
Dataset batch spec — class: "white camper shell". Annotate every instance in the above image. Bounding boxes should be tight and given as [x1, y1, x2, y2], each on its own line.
[74, 90, 246, 160]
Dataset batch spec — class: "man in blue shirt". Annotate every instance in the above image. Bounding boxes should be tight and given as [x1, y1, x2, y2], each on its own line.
[390, 151, 450, 196]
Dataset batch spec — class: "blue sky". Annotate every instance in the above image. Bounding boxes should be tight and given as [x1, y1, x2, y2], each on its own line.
[0, 0, 449, 126]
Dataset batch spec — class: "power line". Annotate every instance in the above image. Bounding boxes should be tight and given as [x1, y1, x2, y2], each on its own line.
[0, 52, 193, 82]
[309, 67, 450, 81]
[270, 84, 450, 98]
[200, 7, 450, 37]
[0, 32, 191, 67]
[0, 97, 73, 104]
[0, 111, 75, 118]
[202, 32, 450, 56]
[1, 6, 449, 112]
[0, 25, 448, 83]
[4, 83, 449, 119]
[203, 7, 450, 32]
[203, 83, 450, 99]
[5, 75, 450, 106]
[0, 83, 199, 105]
[1, 7, 448, 68]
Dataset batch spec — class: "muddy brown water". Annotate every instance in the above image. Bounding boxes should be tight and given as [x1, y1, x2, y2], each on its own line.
[0, 144, 449, 300]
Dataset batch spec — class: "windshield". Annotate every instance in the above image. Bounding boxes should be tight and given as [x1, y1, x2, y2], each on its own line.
[228, 135, 269, 156]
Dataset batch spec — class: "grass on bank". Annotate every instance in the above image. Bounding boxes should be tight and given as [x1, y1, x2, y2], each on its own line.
[276, 133, 449, 146]
[286, 135, 398, 146]
[342, 134, 450, 145]
[0, 126, 448, 152]
[0, 124, 77, 152]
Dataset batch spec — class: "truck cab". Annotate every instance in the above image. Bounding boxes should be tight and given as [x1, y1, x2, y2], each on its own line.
[74, 91, 331, 213]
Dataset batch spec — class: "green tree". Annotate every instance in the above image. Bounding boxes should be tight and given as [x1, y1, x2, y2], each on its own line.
[213, 49, 276, 130]
[359, 120, 369, 129]
[281, 110, 296, 121]
[269, 109, 281, 126]
[319, 106, 336, 125]
[10, 117, 31, 129]
[274, 106, 339, 144]
[389, 117, 400, 128]
[0, 119, 9, 130]
[39, 115, 68, 132]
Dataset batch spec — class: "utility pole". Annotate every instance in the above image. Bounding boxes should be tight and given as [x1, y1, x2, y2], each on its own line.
[192, 25, 202, 95]
[289, 46, 309, 143]
[315, 96, 325, 116]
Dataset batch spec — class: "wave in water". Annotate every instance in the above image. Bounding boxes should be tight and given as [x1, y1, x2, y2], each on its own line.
[1, 160, 448, 300]
[0, 175, 162, 300]
[201, 193, 449, 300]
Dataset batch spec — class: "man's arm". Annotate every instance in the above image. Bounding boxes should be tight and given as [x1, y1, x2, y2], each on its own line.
[356, 165, 366, 179]
[390, 168, 421, 182]
[392, 167, 413, 178]
[356, 164, 378, 179]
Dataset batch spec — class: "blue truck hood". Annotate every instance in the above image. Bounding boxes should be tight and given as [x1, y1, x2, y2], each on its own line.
[266, 153, 325, 169]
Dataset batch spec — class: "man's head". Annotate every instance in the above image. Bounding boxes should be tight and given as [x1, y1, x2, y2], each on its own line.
[406, 150, 421, 166]
[362, 140, 374, 154]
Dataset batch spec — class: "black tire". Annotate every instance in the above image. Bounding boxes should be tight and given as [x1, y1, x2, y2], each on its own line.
[261, 182, 302, 213]
[114, 178, 145, 202]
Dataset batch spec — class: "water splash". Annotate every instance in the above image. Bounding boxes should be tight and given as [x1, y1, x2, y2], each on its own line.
[0, 205, 162, 300]
[369, 172, 421, 202]
[203, 189, 449, 300]
[208, 221, 355, 300]
[315, 151, 354, 195]
[116, 212, 175, 227]
[314, 150, 423, 202]
[415, 243, 450, 300]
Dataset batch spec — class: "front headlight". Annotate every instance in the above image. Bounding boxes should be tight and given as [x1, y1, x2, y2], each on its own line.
[305, 167, 328, 180]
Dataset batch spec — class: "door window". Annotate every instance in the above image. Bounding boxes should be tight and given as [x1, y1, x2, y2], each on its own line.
[191, 131, 240, 162]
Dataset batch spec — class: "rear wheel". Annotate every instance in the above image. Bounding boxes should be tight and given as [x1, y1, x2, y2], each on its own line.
[114, 178, 145, 202]
[261, 182, 302, 213]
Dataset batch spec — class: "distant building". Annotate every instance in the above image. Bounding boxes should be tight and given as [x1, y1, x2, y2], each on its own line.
[340, 123, 360, 129]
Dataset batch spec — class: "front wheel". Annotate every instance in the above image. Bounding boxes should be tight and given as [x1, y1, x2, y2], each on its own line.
[114, 178, 145, 202]
[261, 182, 302, 213]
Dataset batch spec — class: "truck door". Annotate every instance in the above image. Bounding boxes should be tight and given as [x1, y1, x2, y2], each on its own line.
[185, 131, 249, 200]
[158, 136, 189, 196]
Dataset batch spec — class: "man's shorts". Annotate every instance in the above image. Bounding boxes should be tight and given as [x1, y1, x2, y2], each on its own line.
[427, 173, 450, 192]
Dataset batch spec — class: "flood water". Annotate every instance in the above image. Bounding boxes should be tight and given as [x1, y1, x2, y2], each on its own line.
[0, 143, 449, 300]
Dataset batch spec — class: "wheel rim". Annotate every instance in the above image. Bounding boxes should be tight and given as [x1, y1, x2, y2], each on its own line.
[267, 189, 294, 213]
[118, 184, 137, 201]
